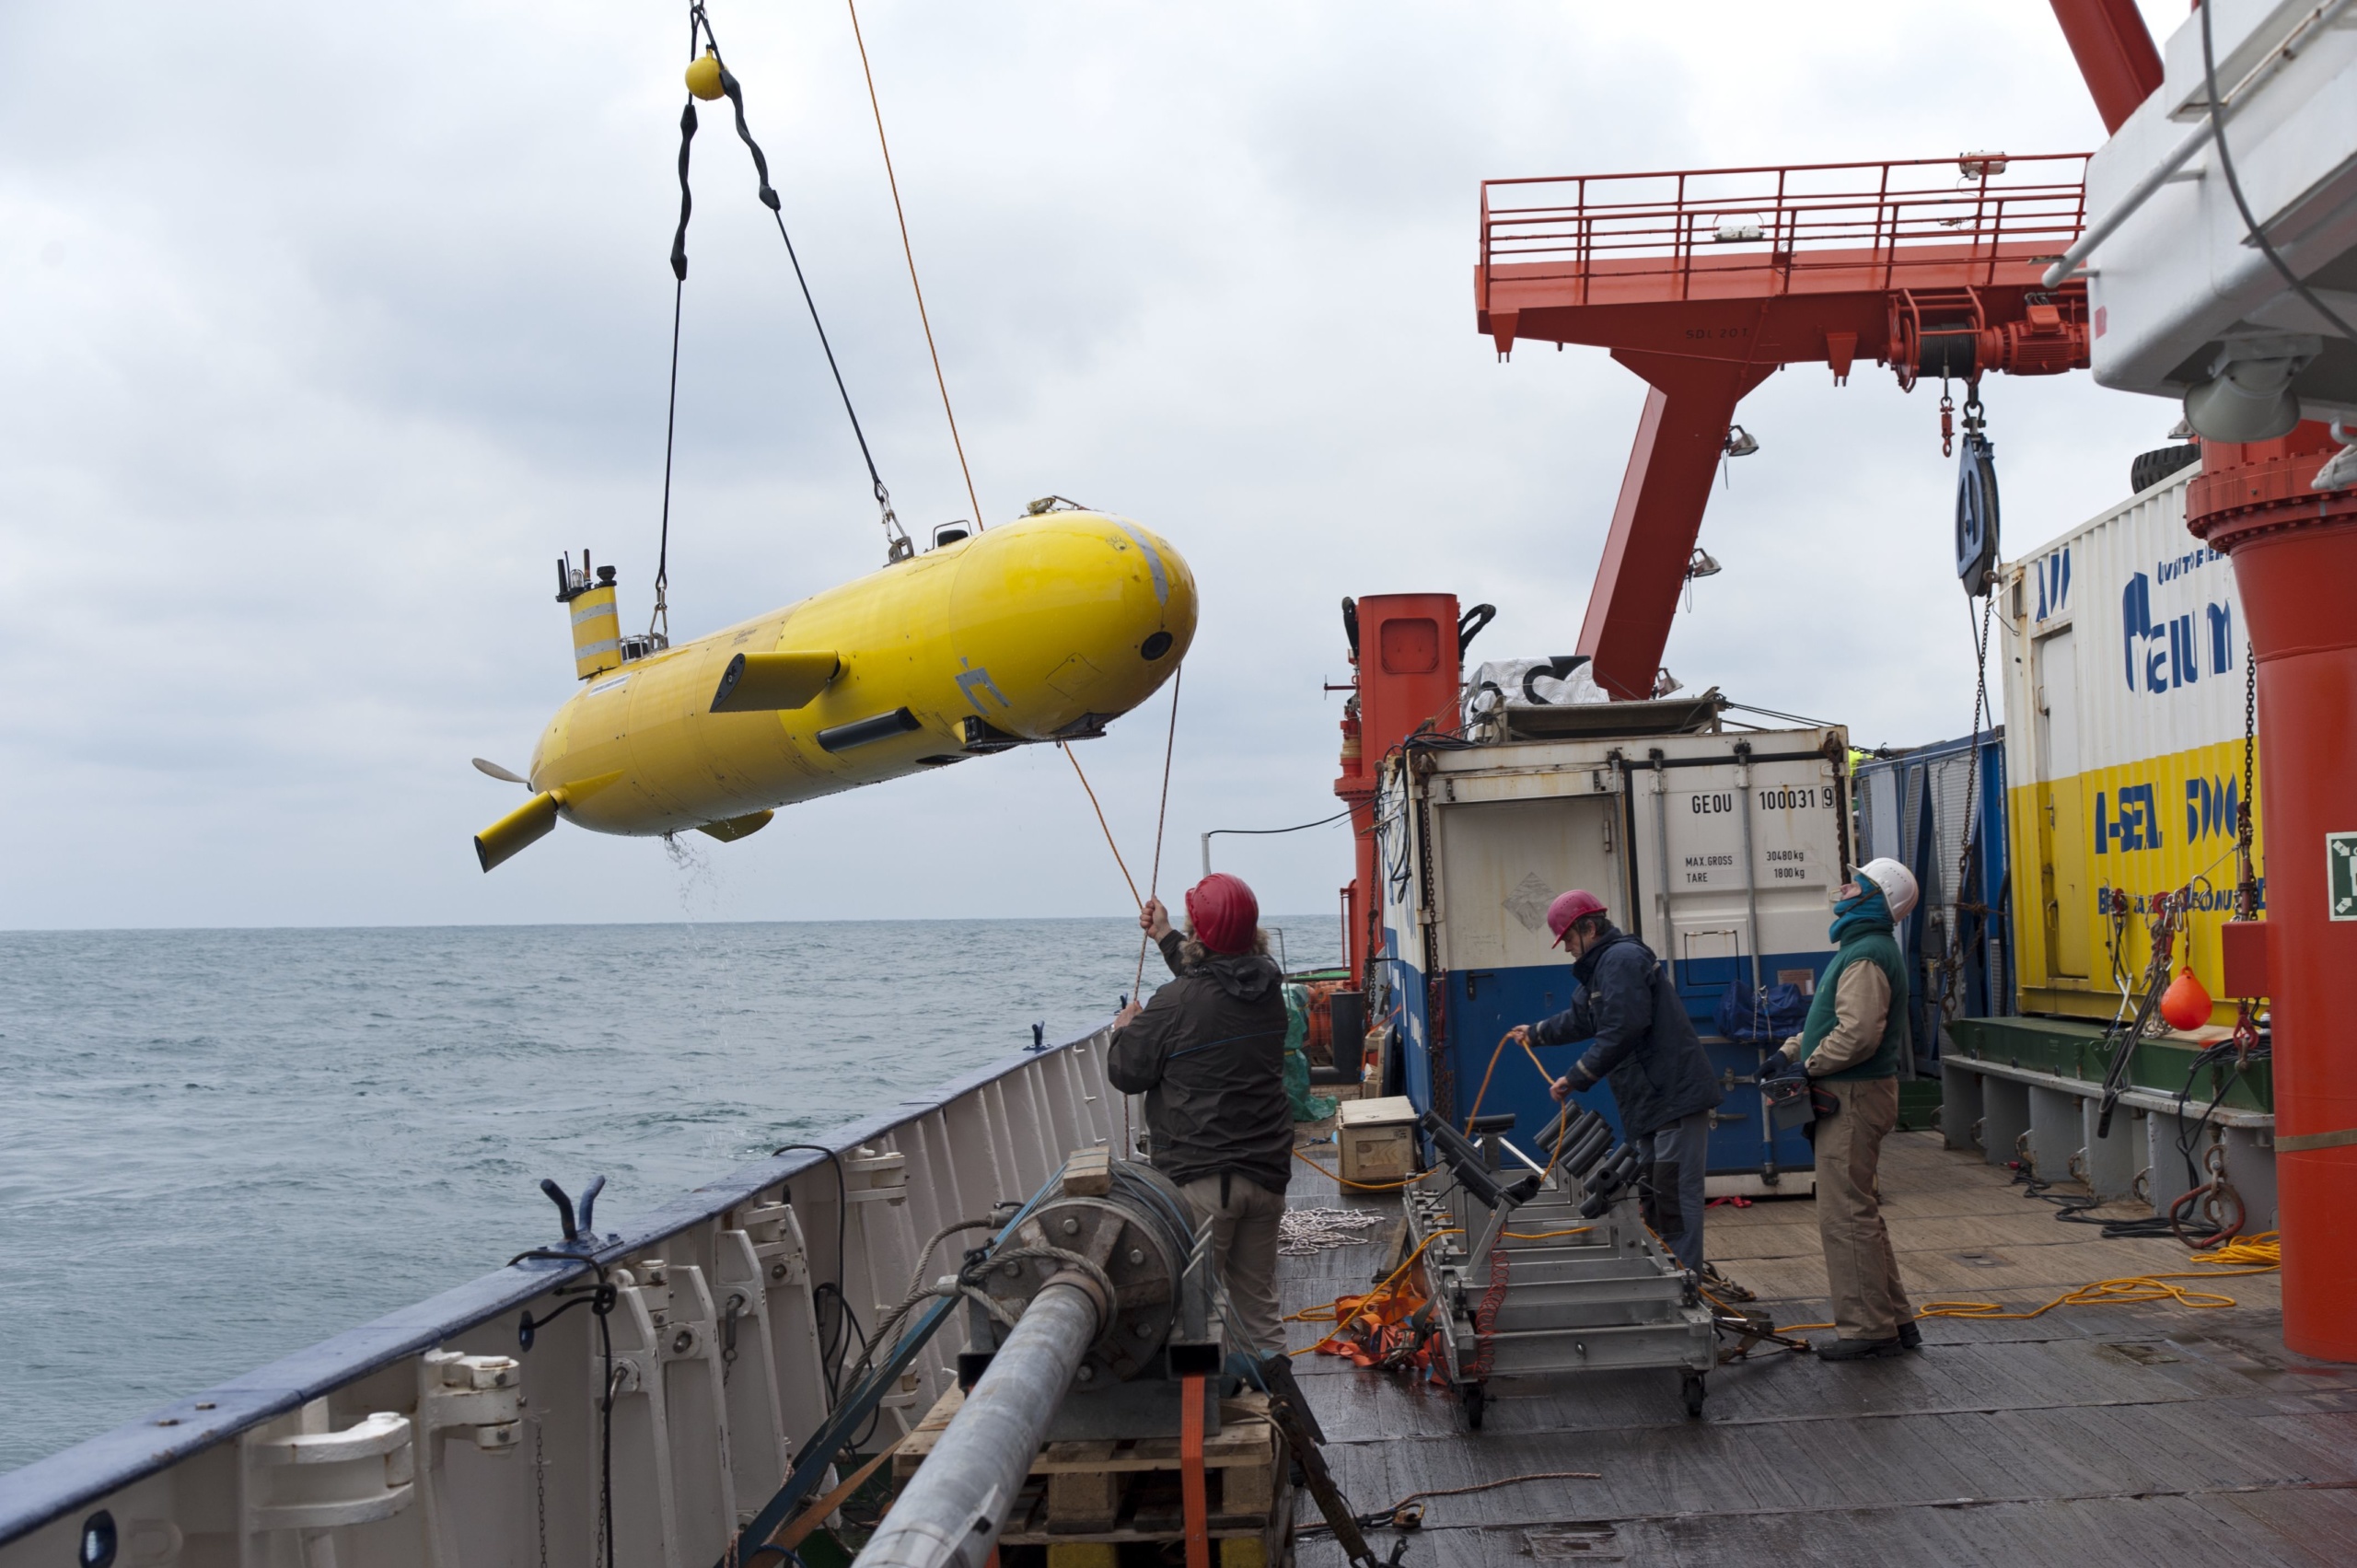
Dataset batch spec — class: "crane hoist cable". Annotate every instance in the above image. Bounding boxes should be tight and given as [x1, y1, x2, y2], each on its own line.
[845, 0, 984, 532]
[654, 0, 914, 643]
[1933, 587, 1998, 1025]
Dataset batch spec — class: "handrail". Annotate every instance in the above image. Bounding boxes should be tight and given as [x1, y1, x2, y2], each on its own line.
[1480, 152, 2089, 290]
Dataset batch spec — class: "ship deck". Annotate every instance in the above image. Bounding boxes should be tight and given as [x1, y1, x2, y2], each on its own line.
[1281, 1129, 2352, 1567]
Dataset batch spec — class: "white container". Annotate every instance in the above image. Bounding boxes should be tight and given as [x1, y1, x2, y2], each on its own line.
[1373, 721, 1849, 1184]
[1996, 461, 2260, 1022]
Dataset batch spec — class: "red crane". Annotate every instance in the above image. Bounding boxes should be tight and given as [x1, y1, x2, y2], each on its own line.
[1471, 2, 2357, 1365]
[1477, 0, 2176, 702]
[1476, 153, 2094, 698]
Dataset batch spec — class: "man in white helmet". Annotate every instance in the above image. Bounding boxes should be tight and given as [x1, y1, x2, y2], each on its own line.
[1761, 857, 1921, 1360]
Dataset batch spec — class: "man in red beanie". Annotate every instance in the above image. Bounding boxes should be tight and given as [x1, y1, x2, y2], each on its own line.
[1507, 889, 1722, 1273]
[1109, 872, 1293, 1353]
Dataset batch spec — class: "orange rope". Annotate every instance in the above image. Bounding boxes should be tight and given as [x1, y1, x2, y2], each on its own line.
[1290, 1227, 1457, 1355]
[1463, 1033, 1510, 1132]
[1135, 665, 1183, 994]
[844, 0, 983, 529]
[1062, 742, 1142, 909]
[1291, 1145, 1437, 1191]
[1515, 1031, 1573, 1182]
[1518, 1034, 1557, 1087]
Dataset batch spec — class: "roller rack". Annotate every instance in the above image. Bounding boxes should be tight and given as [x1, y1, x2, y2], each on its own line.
[1407, 1109, 1716, 1424]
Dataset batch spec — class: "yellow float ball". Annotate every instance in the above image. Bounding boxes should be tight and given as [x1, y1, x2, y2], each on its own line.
[684, 49, 726, 101]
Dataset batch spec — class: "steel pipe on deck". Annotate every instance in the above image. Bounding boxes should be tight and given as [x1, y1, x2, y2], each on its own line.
[856, 1283, 1102, 1568]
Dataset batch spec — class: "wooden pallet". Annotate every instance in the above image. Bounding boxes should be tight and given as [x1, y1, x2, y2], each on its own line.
[894, 1387, 1292, 1559]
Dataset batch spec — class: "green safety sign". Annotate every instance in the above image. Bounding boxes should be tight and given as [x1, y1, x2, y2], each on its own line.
[2332, 832, 2357, 921]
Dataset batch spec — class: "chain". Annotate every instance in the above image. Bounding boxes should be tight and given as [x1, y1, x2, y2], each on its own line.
[1469, 1247, 1510, 1381]
[2237, 640, 2258, 918]
[682, 1, 914, 567]
[721, 1294, 742, 1385]
[1939, 385, 1956, 457]
[2138, 893, 2185, 1041]
[508, 1250, 620, 1568]
[1936, 589, 1998, 1021]
[1279, 1206, 1388, 1256]
[533, 1415, 548, 1568]
[596, 1362, 621, 1568]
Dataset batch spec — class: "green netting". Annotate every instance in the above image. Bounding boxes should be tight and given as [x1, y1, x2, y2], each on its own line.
[1283, 983, 1337, 1122]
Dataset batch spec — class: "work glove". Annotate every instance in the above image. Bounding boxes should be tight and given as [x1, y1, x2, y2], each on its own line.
[1550, 1069, 1595, 1104]
[1759, 1051, 1805, 1083]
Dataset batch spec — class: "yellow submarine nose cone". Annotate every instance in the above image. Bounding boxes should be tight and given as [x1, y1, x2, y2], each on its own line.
[684, 50, 726, 101]
[946, 511, 1197, 741]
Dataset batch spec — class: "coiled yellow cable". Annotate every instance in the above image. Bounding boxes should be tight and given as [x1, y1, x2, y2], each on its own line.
[1781, 1231, 2283, 1333]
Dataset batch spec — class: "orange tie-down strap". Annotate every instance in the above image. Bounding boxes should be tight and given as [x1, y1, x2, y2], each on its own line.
[1180, 1372, 1211, 1568]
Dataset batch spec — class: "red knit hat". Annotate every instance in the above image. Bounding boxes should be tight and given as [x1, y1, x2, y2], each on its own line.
[1185, 873, 1260, 955]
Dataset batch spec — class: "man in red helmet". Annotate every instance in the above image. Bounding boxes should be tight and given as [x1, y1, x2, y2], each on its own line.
[1506, 889, 1723, 1272]
[1108, 872, 1294, 1353]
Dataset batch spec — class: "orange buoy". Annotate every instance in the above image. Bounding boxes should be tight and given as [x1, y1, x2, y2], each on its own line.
[2159, 966, 2213, 1032]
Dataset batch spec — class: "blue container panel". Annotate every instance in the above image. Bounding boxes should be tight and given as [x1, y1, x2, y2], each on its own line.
[1439, 956, 1825, 1179]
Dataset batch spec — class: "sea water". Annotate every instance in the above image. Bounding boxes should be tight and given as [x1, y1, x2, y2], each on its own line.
[0, 916, 1339, 1471]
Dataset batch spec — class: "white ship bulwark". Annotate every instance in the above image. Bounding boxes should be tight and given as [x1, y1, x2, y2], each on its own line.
[0, 1028, 1144, 1568]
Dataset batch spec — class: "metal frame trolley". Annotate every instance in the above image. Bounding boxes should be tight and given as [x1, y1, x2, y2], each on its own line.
[1407, 1109, 1716, 1425]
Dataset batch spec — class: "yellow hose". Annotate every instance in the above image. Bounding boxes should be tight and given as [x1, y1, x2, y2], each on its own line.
[1780, 1232, 2283, 1333]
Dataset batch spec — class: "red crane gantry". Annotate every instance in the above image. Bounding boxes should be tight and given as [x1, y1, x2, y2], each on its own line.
[1476, 153, 2094, 698]
[1464, 0, 2357, 1365]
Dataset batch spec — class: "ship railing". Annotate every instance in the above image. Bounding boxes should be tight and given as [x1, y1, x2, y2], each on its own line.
[1478, 151, 2090, 305]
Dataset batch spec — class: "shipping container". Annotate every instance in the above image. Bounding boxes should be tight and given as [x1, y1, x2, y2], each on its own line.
[1854, 730, 2014, 1065]
[1372, 711, 1851, 1193]
[1996, 462, 2263, 1027]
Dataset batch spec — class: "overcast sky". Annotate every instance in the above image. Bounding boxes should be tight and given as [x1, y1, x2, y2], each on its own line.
[1, 1, 2192, 929]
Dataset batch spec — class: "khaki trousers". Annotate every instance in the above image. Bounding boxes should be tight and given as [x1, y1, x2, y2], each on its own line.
[1181, 1172, 1286, 1354]
[1814, 1077, 1914, 1341]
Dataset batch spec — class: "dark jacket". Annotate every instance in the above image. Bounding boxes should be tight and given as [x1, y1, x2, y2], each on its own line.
[1530, 925, 1722, 1140]
[1108, 929, 1294, 1192]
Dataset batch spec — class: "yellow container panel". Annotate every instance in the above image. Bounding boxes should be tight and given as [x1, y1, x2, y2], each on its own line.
[2009, 741, 2263, 1023]
[2000, 464, 2262, 1027]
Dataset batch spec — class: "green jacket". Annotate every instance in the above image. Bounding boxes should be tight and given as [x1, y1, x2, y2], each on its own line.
[1796, 926, 1910, 1081]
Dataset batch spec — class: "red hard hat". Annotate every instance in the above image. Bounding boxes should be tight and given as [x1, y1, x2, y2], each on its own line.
[1185, 873, 1260, 956]
[1546, 889, 1608, 947]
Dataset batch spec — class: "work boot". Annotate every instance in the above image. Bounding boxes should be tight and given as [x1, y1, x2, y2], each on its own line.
[1817, 1335, 1904, 1361]
[1898, 1320, 1922, 1351]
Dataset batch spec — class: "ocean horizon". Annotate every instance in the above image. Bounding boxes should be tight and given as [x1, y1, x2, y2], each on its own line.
[0, 915, 1341, 1470]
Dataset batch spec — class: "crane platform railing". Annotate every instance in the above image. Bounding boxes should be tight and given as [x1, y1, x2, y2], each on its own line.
[1480, 152, 2089, 306]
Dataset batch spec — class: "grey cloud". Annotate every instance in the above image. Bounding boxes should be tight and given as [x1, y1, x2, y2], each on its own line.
[2, 0, 2187, 930]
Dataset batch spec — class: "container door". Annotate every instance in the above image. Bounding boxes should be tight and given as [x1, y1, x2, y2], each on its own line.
[1628, 749, 1841, 1184]
[1429, 794, 1620, 1138]
[1376, 769, 1431, 1106]
[2035, 628, 2091, 977]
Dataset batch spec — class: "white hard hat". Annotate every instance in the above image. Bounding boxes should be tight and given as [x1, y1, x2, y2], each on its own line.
[1854, 858, 1920, 923]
